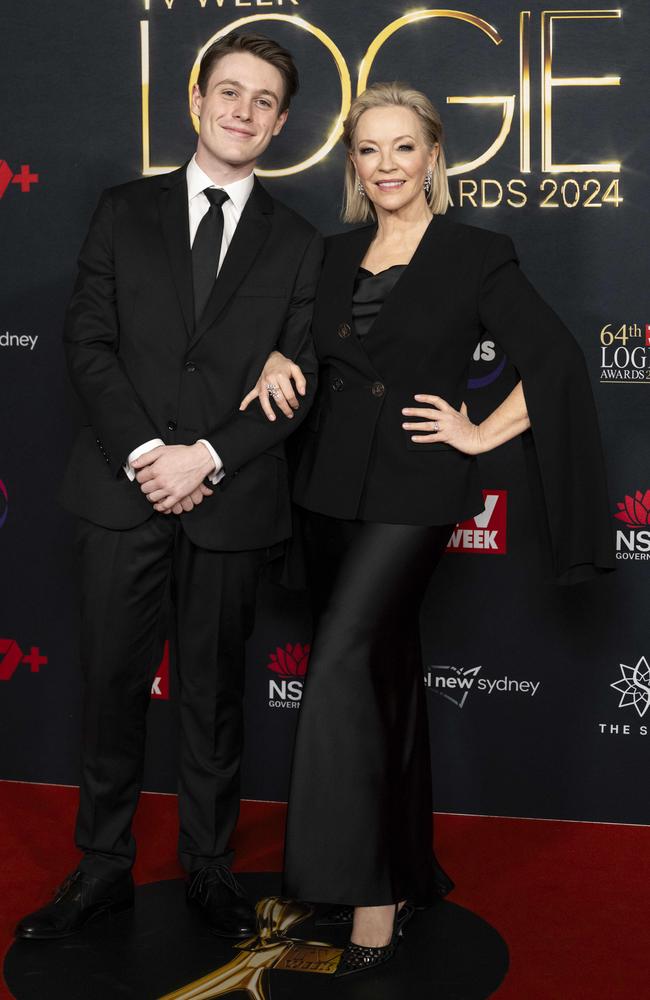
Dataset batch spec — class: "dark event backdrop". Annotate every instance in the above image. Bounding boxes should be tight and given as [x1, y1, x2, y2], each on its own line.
[1, 1, 648, 828]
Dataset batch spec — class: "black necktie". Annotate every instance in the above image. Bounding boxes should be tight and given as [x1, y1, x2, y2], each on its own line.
[192, 187, 229, 323]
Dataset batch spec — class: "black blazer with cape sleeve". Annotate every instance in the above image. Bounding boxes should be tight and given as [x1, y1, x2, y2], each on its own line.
[291, 216, 616, 585]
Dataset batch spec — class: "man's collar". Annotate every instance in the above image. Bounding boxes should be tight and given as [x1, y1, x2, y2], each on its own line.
[186, 153, 255, 212]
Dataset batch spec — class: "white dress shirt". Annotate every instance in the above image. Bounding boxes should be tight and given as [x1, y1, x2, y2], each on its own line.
[125, 155, 256, 488]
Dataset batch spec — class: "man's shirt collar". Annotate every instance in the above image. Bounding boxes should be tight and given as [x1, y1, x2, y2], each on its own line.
[186, 153, 255, 213]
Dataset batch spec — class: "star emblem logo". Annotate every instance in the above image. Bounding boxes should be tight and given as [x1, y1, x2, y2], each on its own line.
[610, 656, 650, 718]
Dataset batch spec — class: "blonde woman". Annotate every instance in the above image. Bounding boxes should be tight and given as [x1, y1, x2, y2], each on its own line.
[241, 83, 613, 975]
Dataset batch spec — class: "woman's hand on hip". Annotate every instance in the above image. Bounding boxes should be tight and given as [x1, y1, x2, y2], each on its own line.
[402, 395, 484, 455]
[239, 351, 306, 422]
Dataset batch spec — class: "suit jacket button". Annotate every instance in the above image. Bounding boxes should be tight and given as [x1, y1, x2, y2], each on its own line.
[184, 361, 197, 373]
[371, 381, 385, 397]
[337, 322, 352, 339]
[331, 377, 344, 392]
[167, 420, 177, 431]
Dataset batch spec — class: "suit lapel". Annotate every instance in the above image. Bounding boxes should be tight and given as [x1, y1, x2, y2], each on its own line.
[363, 214, 449, 363]
[328, 215, 450, 380]
[158, 164, 194, 338]
[330, 224, 384, 381]
[188, 177, 273, 350]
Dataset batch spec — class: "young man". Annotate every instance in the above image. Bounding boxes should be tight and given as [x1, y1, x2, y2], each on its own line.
[17, 33, 322, 940]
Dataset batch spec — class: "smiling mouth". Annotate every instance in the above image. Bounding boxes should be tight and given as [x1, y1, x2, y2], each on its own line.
[375, 180, 406, 190]
[221, 125, 255, 138]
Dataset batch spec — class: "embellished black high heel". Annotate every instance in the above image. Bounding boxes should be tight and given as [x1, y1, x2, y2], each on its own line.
[334, 903, 414, 977]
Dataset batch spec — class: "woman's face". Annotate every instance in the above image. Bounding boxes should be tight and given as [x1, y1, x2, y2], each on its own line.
[351, 105, 438, 215]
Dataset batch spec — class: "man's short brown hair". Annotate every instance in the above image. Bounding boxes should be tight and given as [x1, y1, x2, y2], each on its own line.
[197, 32, 299, 113]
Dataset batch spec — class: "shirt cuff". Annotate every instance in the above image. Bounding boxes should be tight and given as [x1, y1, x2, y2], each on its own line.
[197, 439, 225, 485]
[124, 438, 165, 481]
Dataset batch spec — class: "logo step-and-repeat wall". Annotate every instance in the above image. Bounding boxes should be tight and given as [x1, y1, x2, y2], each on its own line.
[1, 1, 648, 824]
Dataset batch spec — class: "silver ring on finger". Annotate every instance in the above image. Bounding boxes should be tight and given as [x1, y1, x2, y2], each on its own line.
[432, 420, 439, 432]
[266, 382, 281, 400]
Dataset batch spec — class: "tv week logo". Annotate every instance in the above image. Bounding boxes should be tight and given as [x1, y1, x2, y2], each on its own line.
[0, 160, 39, 198]
[447, 490, 507, 554]
[267, 643, 310, 709]
[0, 639, 47, 681]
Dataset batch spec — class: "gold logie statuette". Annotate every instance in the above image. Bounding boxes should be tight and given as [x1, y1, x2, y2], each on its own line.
[158, 896, 343, 1000]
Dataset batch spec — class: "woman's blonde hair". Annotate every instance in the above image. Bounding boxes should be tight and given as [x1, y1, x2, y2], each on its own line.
[341, 82, 450, 223]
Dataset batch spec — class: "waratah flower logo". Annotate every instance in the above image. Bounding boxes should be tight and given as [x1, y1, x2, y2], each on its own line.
[267, 643, 310, 677]
[614, 489, 650, 526]
[611, 656, 650, 718]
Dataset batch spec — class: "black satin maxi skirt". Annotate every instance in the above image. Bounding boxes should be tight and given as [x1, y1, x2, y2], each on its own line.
[282, 510, 454, 907]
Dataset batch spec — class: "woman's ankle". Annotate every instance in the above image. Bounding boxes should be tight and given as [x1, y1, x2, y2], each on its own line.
[350, 903, 397, 948]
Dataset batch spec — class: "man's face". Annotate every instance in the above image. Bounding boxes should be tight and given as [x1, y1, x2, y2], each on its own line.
[191, 51, 288, 172]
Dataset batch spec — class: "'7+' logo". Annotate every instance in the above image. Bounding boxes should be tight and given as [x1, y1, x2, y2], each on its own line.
[0, 160, 39, 199]
[0, 639, 47, 681]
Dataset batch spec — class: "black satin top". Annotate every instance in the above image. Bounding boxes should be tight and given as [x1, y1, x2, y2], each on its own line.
[352, 264, 406, 338]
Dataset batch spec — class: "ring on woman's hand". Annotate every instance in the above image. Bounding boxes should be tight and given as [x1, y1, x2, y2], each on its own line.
[266, 383, 281, 399]
[432, 420, 439, 432]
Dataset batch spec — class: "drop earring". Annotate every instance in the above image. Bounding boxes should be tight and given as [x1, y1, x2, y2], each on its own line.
[357, 176, 366, 196]
[423, 166, 433, 195]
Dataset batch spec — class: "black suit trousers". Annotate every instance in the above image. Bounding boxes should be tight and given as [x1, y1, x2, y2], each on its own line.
[73, 514, 264, 878]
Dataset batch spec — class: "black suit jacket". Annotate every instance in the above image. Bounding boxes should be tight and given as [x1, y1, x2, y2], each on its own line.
[60, 165, 323, 550]
[293, 216, 615, 584]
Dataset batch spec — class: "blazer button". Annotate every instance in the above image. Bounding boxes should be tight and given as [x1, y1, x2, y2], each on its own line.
[331, 377, 344, 392]
[337, 322, 352, 339]
[371, 381, 385, 398]
[167, 420, 177, 431]
[184, 361, 197, 373]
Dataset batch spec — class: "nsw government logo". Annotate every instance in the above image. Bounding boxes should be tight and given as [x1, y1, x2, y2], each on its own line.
[613, 489, 650, 561]
[267, 643, 310, 709]
[447, 490, 507, 554]
[424, 664, 540, 708]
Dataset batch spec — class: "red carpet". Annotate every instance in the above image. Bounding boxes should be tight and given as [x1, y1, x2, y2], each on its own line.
[1, 781, 648, 999]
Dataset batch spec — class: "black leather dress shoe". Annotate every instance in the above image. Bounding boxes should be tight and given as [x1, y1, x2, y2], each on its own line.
[187, 865, 256, 938]
[15, 869, 134, 940]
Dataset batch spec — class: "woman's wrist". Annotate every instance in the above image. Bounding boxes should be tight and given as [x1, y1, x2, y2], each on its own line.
[475, 415, 530, 454]
[474, 422, 491, 454]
